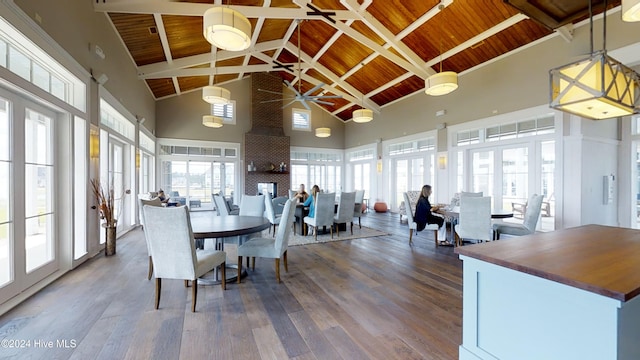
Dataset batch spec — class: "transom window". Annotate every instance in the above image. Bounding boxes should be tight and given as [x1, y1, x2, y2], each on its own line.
[388, 138, 435, 156]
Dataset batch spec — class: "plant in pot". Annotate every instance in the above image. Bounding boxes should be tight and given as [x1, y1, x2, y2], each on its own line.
[90, 179, 120, 256]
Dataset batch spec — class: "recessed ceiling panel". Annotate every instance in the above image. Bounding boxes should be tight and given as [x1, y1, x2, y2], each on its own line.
[345, 56, 407, 95]
[109, 13, 165, 66]
[318, 33, 373, 77]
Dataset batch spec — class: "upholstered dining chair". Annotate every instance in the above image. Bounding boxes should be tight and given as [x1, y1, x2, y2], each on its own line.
[213, 193, 239, 216]
[334, 191, 356, 236]
[239, 194, 265, 217]
[353, 189, 365, 229]
[139, 197, 163, 280]
[304, 192, 335, 241]
[264, 195, 295, 236]
[143, 205, 226, 312]
[493, 194, 544, 240]
[454, 196, 492, 246]
[237, 198, 296, 283]
[403, 192, 440, 246]
[460, 191, 483, 198]
[272, 196, 288, 216]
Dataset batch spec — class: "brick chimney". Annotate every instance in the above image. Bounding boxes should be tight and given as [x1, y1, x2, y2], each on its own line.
[244, 73, 291, 196]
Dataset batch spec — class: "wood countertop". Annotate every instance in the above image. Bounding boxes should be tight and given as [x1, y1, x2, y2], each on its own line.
[455, 224, 640, 302]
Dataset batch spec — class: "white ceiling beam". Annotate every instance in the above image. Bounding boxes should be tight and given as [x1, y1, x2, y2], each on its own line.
[395, 0, 453, 40]
[139, 63, 312, 79]
[425, 13, 528, 68]
[556, 24, 574, 43]
[137, 39, 284, 76]
[94, 2, 358, 20]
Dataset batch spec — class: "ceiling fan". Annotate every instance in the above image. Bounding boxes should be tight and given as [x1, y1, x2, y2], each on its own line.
[259, 20, 342, 110]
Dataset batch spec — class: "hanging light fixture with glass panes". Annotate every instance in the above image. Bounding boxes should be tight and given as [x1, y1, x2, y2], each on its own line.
[550, 0, 640, 120]
[425, 4, 458, 96]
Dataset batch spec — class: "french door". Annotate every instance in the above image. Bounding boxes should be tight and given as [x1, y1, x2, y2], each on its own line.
[0, 90, 58, 304]
[390, 155, 434, 211]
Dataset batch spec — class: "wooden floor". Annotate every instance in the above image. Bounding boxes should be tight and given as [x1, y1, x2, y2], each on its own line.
[0, 212, 462, 359]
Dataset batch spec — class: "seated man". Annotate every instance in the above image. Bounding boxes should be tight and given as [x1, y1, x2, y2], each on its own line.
[157, 189, 170, 204]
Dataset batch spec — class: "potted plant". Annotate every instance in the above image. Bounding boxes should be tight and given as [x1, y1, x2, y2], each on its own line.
[90, 179, 119, 256]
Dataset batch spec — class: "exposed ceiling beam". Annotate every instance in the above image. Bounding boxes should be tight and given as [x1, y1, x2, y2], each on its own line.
[138, 63, 311, 79]
[94, 2, 358, 20]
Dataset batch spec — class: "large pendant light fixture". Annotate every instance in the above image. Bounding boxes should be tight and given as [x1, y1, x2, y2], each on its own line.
[203, 115, 223, 128]
[203, 6, 251, 51]
[623, 0, 640, 21]
[315, 127, 331, 138]
[202, 85, 231, 104]
[550, 0, 640, 120]
[425, 4, 458, 96]
[352, 108, 373, 123]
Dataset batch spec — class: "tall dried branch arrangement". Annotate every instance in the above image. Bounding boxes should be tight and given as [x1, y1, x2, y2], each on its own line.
[90, 179, 119, 227]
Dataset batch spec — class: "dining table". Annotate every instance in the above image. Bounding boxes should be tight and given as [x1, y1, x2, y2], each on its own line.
[437, 206, 514, 244]
[190, 213, 270, 284]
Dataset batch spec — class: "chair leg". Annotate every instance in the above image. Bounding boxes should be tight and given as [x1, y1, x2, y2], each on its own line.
[335, 223, 340, 237]
[272, 224, 277, 237]
[330, 226, 333, 239]
[434, 229, 439, 247]
[358, 216, 361, 229]
[184, 280, 189, 287]
[314, 226, 318, 241]
[155, 278, 161, 310]
[220, 262, 226, 290]
[246, 256, 250, 268]
[251, 257, 256, 271]
[494, 230, 500, 240]
[409, 228, 413, 244]
[275, 258, 281, 283]
[283, 251, 288, 272]
[147, 256, 153, 280]
[191, 279, 198, 312]
[237, 256, 242, 284]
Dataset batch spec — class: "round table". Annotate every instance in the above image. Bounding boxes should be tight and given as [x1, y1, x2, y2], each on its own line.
[190, 214, 270, 284]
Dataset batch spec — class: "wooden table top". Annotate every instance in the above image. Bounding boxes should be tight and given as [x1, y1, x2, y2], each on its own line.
[190, 214, 270, 239]
[455, 224, 640, 302]
[439, 206, 514, 219]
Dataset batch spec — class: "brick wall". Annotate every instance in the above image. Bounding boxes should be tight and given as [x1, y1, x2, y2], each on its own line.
[244, 73, 291, 196]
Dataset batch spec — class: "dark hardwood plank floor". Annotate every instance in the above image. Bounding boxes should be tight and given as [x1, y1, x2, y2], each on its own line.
[0, 211, 462, 359]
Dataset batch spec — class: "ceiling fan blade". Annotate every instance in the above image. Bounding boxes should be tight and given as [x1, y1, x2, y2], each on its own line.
[300, 100, 311, 110]
[303, 82, 325, 96]
[311, 100, 335, 106]
[260, 99, 288, 103]
[284, 80, 302, 96]
[282, 99, 298, 109]
[257, 89, 283, 95]
[308, 95, 343, 99]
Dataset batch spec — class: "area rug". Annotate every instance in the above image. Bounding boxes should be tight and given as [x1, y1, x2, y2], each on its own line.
[287, 225, 389, 246]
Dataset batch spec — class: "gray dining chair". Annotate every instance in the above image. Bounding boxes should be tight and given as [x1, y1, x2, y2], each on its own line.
[334, 191, 356, 236]
[304, 192, 335, 241]
[139, 196, 163, 280]
[264, 195, 295, 236]
[493, 194, 544, 240]
[213, 193, 239, 216]
[237, 199, 296, 283]
[353, 189, 365, 229]
[239, 194, 265, 217]
[460, 191, 483, 198]
[143, 205, 226, 312]
[454, 196, 492, 246]
[403, 192, 440, 246]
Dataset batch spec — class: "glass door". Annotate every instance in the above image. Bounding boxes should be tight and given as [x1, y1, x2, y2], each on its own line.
[501, 147, 528, 212]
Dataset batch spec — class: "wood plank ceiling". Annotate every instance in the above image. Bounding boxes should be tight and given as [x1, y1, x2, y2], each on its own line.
[95, 0, 621, 122]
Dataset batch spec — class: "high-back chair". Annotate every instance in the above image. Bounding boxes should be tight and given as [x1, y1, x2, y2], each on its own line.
[139, 197, 163, 280]
[460, 191, 483, 198]
[264, 195, 295, 236]
[353, 190, 365, 229]
[334, 191, 356, 236]
[403, 192, 439, 246]
[304, 192, 336, 241]
[213, 193, 239, 216]
[237, 199, 296, 283]
[454, 196, 492, 246]
[493, 194, 544, 239]
[239, 194, 265, 217]
[143, 205, 226, 312]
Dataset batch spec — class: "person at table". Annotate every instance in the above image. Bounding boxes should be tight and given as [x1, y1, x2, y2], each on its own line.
[415, 184, 447, 242]
[294, 183, 309, 203]
[157, 189, 169, 204]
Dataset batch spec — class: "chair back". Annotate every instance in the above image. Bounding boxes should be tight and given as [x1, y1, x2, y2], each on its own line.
[212, 193, 230, 216]
[335, 191, 356, 223]
[139, 197, 162, 228]
[272, 196, 288, 216]
[274, 199, 296, 255]
[239, 194, 265, 217]
[523, 194, 544, 232]
[314, 192, 336, 227]
[403, 192, 417, 229]
[264, 194, 277, 224]
[288, 189, 296, 199]
[353, 190, 365, 216]
[458, 196, 492, 241]
[460, 191, 483, 198]
[143, 205, 197, 280]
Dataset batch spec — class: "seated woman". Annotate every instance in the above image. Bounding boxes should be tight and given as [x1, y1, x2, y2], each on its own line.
[294, 183, 309, 203]
[157, 189, 170, 204]
[415, 184, 448, 243]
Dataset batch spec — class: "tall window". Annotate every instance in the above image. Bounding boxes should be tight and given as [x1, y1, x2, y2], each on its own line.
[24, 108, 54, 272]
[290, 149, 342, 193]
[501, 147, 528, 210]
[386, 136, 435, 210]
[0, 97, 11, 286]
